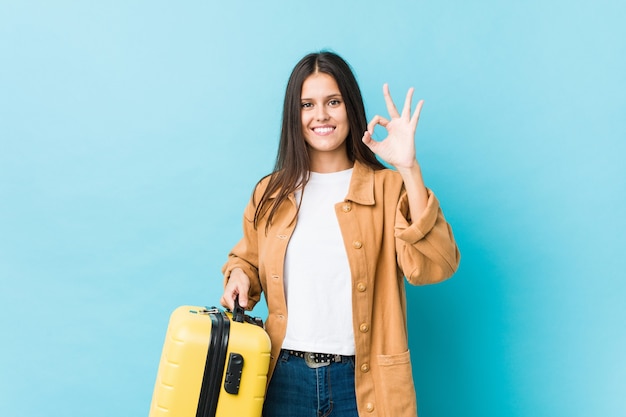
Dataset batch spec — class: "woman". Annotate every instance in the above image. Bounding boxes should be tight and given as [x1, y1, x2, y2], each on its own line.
[220, 51, 460, 417]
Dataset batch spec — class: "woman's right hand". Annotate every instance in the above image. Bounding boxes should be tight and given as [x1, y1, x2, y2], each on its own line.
[220, 268, 251, 310]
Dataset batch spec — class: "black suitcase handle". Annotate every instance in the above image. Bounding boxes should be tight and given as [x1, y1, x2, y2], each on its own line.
[232, 296, 245, 323]
[227, 296, 264, 328]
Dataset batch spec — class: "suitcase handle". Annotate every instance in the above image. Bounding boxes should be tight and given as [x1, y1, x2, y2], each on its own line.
[233, 296, 245, 323]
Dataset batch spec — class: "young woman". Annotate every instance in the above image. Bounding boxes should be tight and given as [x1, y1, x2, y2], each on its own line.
[220, 51, 460, 417]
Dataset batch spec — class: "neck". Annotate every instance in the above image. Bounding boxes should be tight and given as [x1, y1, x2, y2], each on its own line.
[308, 150, 353, 173]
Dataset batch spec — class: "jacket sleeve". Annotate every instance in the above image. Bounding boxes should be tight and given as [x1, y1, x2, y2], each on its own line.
[394, 188, 460, 285]
[222, 195, 263, 310]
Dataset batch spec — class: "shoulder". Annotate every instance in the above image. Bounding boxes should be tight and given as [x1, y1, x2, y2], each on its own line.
[355, 161, 402, 183]
[348, 162, 404, 205]
[250, 173, 274, 203]
[373, 168, 405, 201]
[367, 164, 405, 191]
[373, 166, 403, 182]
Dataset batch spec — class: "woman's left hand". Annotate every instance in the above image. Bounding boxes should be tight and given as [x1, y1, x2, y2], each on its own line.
[362, 84, 423, 170]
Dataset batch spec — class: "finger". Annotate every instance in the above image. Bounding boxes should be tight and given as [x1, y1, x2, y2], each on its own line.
[221, 288, 247, 310]
[367, 115, 389, 134]
[410, 99, 425, 128]
[237, 290, 249, 308]
[383, 83, 401, 119]
[362, 130, 373, 145]
[221, 280, 248, 310]
[401, 87, 415, 119]
[361, 131, 378, 152]
[220, 294, 234, 310]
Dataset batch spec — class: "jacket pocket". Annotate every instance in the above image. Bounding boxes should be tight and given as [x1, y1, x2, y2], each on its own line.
[374, 350, 417, 417]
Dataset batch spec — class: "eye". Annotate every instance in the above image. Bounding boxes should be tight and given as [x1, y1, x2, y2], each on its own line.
[329, 99, 342, 107]
[301, 102, 313, 109]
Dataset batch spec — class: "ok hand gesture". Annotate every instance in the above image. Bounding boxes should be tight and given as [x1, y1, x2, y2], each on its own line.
[361, 84, 423, 171]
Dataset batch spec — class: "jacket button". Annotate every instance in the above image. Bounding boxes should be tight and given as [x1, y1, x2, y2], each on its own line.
[342, 203, 352, 212]
[359, 323, 369, 333]
[353, 241, 363, 249]
[366, 403, 375, 412]
[360, 363, 370, 373]
[356, 282, 366, 292]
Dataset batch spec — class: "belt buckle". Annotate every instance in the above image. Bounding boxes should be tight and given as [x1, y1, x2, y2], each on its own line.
[304, 352, 330, 369]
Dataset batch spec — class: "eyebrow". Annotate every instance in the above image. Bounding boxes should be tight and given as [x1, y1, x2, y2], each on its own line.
[300, 93, 343, 101]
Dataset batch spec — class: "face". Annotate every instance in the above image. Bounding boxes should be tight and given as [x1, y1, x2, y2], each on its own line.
[300, 72, 350, 168]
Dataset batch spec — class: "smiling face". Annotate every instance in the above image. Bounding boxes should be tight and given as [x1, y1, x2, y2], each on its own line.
[300, 72, 351, 172]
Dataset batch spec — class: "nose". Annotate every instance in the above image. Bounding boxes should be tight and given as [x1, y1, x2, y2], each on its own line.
[314, 105, 329, 121]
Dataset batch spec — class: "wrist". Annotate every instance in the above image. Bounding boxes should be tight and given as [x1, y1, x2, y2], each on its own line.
[395, 161, 422, 177]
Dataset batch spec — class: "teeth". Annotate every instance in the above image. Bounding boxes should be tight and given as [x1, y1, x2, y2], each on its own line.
[314, 127, 334, 134]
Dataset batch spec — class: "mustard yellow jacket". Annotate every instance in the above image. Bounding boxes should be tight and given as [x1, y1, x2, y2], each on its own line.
[223, 160, 460, 417]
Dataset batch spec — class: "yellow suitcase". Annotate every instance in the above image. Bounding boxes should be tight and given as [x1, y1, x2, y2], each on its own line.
[149, 302, 271, 417]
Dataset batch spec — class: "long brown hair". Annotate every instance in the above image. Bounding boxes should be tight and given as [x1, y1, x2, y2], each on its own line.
[254, 51, 385, 232]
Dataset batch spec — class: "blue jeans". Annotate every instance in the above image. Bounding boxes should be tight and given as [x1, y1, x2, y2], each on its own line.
[263, 350, 359, 417]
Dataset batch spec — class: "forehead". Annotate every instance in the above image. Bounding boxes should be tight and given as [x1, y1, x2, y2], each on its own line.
[301, 72, 341, 98]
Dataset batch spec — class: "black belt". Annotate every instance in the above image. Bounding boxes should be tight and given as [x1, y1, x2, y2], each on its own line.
[286, 350, 353, 368]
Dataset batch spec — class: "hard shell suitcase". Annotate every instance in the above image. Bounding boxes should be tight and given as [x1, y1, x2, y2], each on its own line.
[149, 301, 271, 417]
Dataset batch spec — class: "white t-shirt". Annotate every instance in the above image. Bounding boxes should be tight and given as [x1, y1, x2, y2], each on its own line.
[282, 168, 355, 355]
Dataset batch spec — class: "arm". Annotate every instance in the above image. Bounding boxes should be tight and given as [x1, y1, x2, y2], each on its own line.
[363, 84, 459, 281]
[221, 196, 262, 310]
[362, 84, 428, 223]
[395, 187, 460, 284]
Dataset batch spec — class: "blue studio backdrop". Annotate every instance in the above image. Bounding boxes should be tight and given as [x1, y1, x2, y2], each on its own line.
[1, 1, 624, 416]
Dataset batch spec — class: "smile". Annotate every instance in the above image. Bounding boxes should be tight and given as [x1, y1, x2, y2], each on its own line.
[312, 126, 335, 135]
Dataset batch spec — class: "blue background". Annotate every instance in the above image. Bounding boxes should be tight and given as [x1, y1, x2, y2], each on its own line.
[1, 1, 624, 416]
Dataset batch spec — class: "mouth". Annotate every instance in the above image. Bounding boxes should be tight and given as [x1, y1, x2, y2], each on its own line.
[312, 126, 336, 135]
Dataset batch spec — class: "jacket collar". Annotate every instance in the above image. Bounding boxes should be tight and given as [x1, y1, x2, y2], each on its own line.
[266, 160, 377, 205]
[345, 160, 376, 206]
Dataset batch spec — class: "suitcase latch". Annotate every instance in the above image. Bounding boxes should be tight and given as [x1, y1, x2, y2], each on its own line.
[224, 353, 244, 395]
